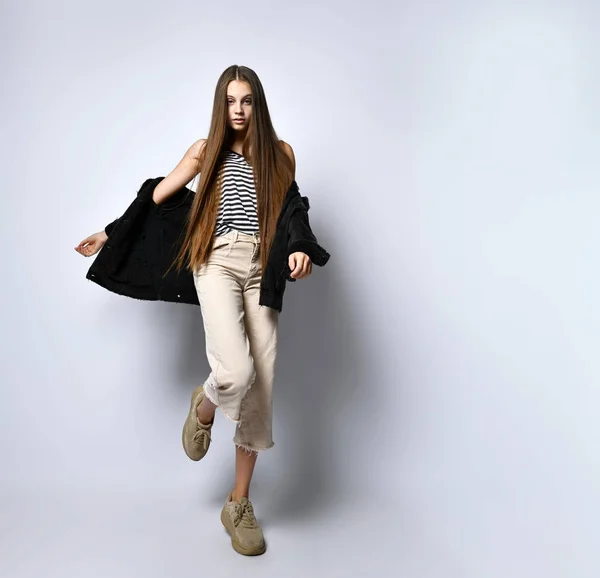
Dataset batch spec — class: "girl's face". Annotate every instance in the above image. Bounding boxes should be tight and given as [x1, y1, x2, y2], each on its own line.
[227, 80, 252, 132]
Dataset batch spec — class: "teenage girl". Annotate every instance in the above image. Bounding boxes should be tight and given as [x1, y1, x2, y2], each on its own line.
[75, 65, 315, 556]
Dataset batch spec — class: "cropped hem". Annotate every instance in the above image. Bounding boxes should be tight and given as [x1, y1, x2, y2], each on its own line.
[234, 440, 275, 454]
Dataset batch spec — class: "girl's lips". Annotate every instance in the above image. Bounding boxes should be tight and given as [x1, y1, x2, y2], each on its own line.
[233, 119, 245, 123]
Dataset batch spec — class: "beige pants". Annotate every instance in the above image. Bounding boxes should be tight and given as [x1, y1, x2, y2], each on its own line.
[192, 229, 279, 452]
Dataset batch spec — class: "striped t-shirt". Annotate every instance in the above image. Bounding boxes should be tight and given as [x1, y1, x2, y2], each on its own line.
[213, 150, 259, 236]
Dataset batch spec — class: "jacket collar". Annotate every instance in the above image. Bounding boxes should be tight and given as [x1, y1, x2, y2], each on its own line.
[273, 180, 309, 229]
[281, 180, 309, 212]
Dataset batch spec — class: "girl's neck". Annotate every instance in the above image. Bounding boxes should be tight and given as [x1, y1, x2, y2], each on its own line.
[229, 139, 249, 155]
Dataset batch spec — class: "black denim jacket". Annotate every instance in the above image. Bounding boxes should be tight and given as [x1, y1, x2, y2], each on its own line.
[86, 177, 331, 312]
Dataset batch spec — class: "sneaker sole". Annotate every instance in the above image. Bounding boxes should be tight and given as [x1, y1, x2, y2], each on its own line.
[220, 505, 267, 556]
[182, 384, 209, 461]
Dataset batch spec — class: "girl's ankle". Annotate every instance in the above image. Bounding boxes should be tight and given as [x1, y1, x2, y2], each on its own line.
[230, 491, 249, 502]
[196, 406, 214, 425]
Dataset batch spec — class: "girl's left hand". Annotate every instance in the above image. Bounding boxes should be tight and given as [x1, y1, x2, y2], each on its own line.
[289, 252, 312, 280]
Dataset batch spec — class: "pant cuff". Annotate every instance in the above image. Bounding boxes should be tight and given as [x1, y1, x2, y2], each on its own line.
[234, 440, 275, 454]
[204, 375, 240, 424]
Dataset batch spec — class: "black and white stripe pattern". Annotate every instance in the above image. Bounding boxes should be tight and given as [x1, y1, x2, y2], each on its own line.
[214, 150, 259, 236]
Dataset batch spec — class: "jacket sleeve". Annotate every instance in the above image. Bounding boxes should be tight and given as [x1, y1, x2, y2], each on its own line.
[286, 199, 331, 268]
[104, 217, 120, 236]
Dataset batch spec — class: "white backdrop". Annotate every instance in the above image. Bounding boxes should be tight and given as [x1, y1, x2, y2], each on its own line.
[2, 0, 599, 576]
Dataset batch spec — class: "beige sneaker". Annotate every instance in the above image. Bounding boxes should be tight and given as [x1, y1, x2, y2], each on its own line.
[182, 384, 214, 461]
[220, 491, 266, 556]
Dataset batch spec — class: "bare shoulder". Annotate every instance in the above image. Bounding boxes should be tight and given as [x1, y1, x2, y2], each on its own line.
[188, 138, 207, 160]
[279, 140, 296, 178]
[183, 138, 207, 173]
[279, 139, 295, 162]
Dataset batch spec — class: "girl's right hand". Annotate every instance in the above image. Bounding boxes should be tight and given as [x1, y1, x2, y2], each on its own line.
[74, 231, 108, 257]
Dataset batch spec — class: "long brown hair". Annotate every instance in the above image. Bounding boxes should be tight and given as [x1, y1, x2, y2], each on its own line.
[171, 65, 295, 277]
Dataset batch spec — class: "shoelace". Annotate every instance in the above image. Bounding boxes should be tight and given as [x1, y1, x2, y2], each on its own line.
[193, 422, 212, 450]
[233, 500, 258, 529]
